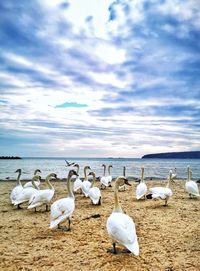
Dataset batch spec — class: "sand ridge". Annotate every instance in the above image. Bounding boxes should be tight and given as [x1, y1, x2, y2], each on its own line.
[0, 180, 200, 271]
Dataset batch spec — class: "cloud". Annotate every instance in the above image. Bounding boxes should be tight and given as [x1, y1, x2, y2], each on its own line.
[0, 0, 199, 157]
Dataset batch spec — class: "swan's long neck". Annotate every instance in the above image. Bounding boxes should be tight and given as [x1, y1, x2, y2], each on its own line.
[103, 165, 106, 176]
[141, 167, 144, 183]
[45, 175, 54, 190]
[90, 173, 95, 188]
[76, 165, 80, 174]
[113, 182, 123, 213]
[16, 171, 22, 186]
[189, 169, 192, 180]
[31, 177, 39, 190]
[67, 174, 74, 198]
[186, 167, 190, 182]
[108, 166, 112, 175]
[84, 167, 88, 180]
[123, 166, 126, 177]
[166, 173, 172, 188]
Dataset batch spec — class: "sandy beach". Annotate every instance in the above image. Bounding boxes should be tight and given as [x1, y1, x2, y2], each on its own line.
[0, 179, 199, 271]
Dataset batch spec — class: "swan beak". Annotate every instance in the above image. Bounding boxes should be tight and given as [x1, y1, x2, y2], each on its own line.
[124, 179, 131, 186]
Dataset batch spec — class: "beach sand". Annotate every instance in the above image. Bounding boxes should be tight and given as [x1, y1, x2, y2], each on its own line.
[0, 180, 199, 271]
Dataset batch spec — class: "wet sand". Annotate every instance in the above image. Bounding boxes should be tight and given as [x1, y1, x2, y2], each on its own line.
[0, 180, 199, 271]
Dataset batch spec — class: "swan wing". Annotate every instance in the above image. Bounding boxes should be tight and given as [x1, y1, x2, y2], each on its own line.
[28, 190, 54, 208]
[10, 185, 23, 203]
[150, 187, 172, 199]
[100, 177, 109, 186]
[50, 198, 75, 229]
[73, 178, 82, 191]
[185, 181, 200, 196]
[107, 212, 139, 256]
[81, 180, 91, 196]
[88, 187, 101, 204]
[136, 183, 147, 200]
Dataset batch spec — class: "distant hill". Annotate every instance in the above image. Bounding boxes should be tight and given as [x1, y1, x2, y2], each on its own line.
[141, 151, 200, 159]
[0, 156, 22, 159]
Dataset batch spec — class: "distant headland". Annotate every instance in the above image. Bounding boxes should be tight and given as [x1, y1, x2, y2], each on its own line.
[142, 151, 200, 159]
[0, 156, 22, 159]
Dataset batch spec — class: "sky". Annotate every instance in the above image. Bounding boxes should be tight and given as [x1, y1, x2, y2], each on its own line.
[0, 0, 200, 158]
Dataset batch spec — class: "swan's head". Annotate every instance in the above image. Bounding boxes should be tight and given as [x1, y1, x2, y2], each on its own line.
[49, 173, 57, 179]
[88, 171, 96, 178]
[15, 169, 22, 173]
[68, 169, 78, 178]
[115, 176, 131, 187]
[34, 169, 41, 175]
[102, 164, 106, 168]
[84, 166, 91, 170]
[108, 165, 113, 168]
[73, 163, 79, 168]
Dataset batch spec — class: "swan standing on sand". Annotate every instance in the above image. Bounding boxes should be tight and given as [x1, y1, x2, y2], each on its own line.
[185, 166, 200, 198]
[136, 166, 147, 200]
[24, 169, 41, 189]
[100, 164, 109, 188]
[49, 170, 78, 230]
[88, 172, 101, 205]
[106, 176, 139, 255]
[171, 168, 177, 181]
[81, 166, 92, 197]
[13, 175, 40, 207]
[28, 173, 57, 211]
[73, 164, 82, 193]
[10, 169, 23, 208]
[149, 170, 174, 206]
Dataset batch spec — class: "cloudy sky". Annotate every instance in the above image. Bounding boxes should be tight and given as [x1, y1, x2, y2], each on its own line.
[0, 0, 200, 158]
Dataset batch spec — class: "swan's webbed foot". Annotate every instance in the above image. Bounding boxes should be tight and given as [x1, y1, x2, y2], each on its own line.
[34, 207, 37, 212]
[107, 243, 117, 254]
[98, 197, 101, 205]
[122, 248, 131, 254]
[163, 200, 168, 206]
[46, 204, 49, 211]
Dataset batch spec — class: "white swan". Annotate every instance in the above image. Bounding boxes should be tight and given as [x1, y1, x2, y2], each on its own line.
[185, 166, 200, 198]
[81, 165, 92, 197]
[24, 169, 41, 189]
[13, 175, 40, 207]
[171, 168, 177, 180]
[88, 172, 101, 205]
[28, 173, 57, 211]
[106, 176, 139, 255]
[49, 169, 78, 230]
[136, 166, 147, 200]
[73, 164, 82, 193]
[149, 170, 174, 206]
[100, 164, 110, 188]
[10, 169, 23, 208]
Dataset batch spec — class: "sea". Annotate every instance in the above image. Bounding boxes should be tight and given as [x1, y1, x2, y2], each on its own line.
[0, 157, 199, 181]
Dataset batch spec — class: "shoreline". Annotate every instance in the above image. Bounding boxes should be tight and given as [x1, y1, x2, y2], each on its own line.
[0, 180, 200, 270]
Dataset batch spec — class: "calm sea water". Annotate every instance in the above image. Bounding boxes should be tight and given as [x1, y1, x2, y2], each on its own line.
[0, 157, 199, 181]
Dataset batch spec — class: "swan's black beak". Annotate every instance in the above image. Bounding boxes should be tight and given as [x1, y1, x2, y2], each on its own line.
[124, 178, 131, 186]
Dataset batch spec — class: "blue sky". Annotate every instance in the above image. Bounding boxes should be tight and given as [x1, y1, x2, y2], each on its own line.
[0, 0, 200, 158]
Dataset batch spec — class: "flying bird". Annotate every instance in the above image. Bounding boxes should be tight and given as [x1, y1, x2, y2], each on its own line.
[65, 160, 75, 167]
